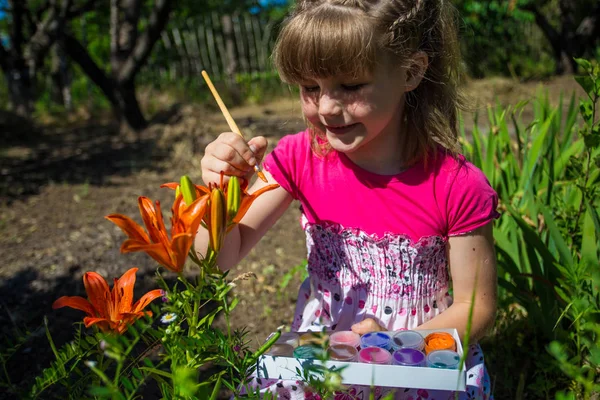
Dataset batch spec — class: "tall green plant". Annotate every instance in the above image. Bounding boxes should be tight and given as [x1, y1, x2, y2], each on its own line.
[462, 58, 600, 398]
[461, 90, 580, 340]
[547, 58, 600, 399]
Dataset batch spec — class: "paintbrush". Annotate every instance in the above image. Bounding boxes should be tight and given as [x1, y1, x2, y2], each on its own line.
[201, 70, 268, 183]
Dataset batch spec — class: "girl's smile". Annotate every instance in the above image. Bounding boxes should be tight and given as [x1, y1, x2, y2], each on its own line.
[324, 123, 360, 135]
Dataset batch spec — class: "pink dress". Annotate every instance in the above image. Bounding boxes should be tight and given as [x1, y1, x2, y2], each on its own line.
[246, 130, 497, 399]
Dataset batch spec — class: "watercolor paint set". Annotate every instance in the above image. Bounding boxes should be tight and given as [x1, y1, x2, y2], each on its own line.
[256, 328, 467, 391]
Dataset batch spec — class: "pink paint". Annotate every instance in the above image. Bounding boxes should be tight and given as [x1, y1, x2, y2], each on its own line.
[358, 347, 392, 365]
[329, 331, 361, 348]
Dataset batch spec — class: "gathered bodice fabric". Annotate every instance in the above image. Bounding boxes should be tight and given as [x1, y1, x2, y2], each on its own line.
[293, 216, 453, 332]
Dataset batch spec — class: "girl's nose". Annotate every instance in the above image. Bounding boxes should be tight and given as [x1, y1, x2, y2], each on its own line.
[318, 94, 343, 117]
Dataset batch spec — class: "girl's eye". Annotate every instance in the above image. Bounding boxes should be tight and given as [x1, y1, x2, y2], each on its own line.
[342, 83, 365, 91]
[302, 86, 320, 93]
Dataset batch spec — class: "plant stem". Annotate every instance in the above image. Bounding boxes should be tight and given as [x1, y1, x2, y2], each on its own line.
[573, 93, 598, 236]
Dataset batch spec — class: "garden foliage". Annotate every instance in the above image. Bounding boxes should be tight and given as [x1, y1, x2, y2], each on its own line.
[461, 58, 600, 398]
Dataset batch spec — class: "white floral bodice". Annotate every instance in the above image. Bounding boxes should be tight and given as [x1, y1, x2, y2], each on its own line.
[292, 215, 453, 332]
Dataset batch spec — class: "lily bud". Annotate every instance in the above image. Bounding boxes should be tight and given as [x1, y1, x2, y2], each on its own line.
[180, 175, 197, 206]
[227, 176, 242, 224]
[209, 188, 227, 253]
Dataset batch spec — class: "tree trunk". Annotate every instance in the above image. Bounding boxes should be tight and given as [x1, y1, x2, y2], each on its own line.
[4, 67, 33, 116]
[62, 32, 147, 130]
[222, 13, 241, 105]
[524, 0, 600, 75]
[527, 5, 575, 75]
[115, 80, 147, 131]
[50, 41, 73, 110]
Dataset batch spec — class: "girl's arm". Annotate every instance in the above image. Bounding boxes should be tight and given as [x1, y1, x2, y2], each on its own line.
[415, 222, 497, 342]
[195, 171, 293, 271]
[197, 132, 294, 270]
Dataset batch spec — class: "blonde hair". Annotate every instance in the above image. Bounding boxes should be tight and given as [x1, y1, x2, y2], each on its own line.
[273, 0, 465, 164]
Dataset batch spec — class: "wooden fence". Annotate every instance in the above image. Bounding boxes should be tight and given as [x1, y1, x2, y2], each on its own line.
[148, 12, 279, 83]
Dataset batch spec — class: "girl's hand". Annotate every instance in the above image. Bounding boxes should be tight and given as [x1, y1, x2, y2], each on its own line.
[351, 318, 385, 334]
[201, 132, 268, 185]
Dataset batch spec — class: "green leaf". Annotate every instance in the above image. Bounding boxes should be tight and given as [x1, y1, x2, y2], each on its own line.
[586, 201, 600, 238]
[209, 372, 224, 400]
[519, 114, 553, 200]
[506, 204, 558, 277]
[88, 386, 114, 397]
[497, 277, 532, 305]
[579, 101, 594, 125]
[120, 376, 134, 392]
[198, 307, 222, 327]
[581, 208, 599, 268]
[584, 130, 600, 149]
[139, 367, 172, 379]
[574, 58, 592, 72]
[173, 367, 199, 397]
[132, 367, 143, 380]
[574, 76, 595, 96]
[555, 141, 584, 179]
[590, 346, 600, 366]
[540, 206, 573, 267]
[471, 119, 484, 170]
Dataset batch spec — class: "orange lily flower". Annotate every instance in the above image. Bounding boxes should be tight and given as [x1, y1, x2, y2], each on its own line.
[105, 194, 208, 273]
[225, 177, 280, 228]
[52, 268, 163, 334]
[162, 174, 279, 232]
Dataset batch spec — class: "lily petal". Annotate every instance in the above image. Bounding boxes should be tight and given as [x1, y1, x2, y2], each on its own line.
[105, 214, 150, 244]
[83, 316, 112, 332]
[232, 184, 280, 225]
[178, 194, 209, 236]
[119, 238, 153, 253]
[52, 296, 95, 316]
[122, 240, 179, 272]
[131, 288, 163, 313]
[83, 272, 110, 318]
[114, 268, 138, 315]
[194, 184, 211, 198]
[160, 182, 179, 190]
[171, 233, 193, 271]
[138, 197, 168, 244]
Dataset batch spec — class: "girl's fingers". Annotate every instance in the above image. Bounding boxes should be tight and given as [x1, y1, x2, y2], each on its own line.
[247, 136, 268, 162]
[203, 156, 247, 177]
[351, 318, 384, 334]
[217, 132, 261, 169]
[201, 133, 269, 185]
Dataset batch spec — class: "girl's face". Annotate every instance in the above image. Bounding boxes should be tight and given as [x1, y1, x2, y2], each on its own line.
[299, 57, 409, 173]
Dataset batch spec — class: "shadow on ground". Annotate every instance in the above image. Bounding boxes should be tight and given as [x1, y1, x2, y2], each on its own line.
[0, 108, 182, 204]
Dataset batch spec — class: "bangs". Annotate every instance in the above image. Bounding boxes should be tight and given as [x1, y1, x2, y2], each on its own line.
[273, 5, 379, 83]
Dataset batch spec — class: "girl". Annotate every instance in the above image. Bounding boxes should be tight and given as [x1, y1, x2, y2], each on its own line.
[199, 0, 497, 398]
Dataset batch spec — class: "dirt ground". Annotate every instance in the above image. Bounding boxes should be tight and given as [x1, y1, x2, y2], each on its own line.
[0, 75, 583, 397]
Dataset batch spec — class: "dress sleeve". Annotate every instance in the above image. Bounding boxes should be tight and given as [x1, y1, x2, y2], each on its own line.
[262, 130, 310, 200]
[445, 158, 500, 236]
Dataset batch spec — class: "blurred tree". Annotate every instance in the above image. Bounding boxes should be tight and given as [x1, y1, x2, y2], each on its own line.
[455, 0, 545, 78]
[514, 0, 600, 74]
[0, 0, 94, 115]
[60, 0, 172, 131]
